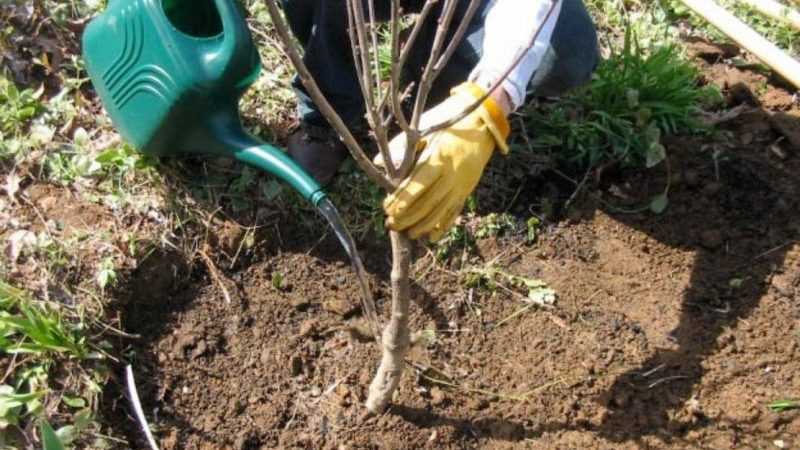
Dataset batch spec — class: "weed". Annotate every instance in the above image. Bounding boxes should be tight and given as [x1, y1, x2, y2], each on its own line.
[435, 225, 476, 261]
[0, 79, 45, 136]
[0, 301, 88, 358]
[526, 216, 541, 243]
[474, 213, 516, 239]
[0, 385, 46, 431]
[767, 398, 800, 412]
[40, 419, 66, 450]
[271, 271, 285, 290]
[523, 28, 721, 169]
[463, 264, 556, 306]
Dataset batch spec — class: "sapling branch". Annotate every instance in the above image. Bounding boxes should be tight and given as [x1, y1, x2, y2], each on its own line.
[265, 0, 393, 191]
[346, 0, 395, 177]
[420, 0, 561, 138]
[399, 0, 483, 175]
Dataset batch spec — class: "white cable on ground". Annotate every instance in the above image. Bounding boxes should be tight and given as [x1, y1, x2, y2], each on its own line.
[735, 0, 800, 30]
[680, 0, 800, 89]
[126, 365, 161, 450]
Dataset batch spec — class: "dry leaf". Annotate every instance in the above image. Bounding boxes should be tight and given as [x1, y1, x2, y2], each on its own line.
[3, 172, 21, 202]
[6, 230, 37, 262]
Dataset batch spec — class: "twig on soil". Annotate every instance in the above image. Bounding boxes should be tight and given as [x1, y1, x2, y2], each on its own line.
[755, 240, 799, 259]
[419, 372, 533, 402]
[197, 249, 232, 305]
[647, 375, 689, 389]
[492, 303, 537, 329]
[640, 363, 666, 378]
[126, 365, 161, 450]
[563, 166, 594, 212]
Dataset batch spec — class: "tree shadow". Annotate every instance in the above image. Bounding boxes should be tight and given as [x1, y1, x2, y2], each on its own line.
[594, 107, 800, 441]
[475, 78, 800, 443]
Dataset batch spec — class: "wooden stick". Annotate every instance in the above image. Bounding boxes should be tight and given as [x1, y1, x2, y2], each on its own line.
[679, 0, 800, 89]
[735, 0, 800, 30]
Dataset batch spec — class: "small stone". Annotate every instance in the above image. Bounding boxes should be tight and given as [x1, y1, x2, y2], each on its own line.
[189, 340, 208, 359]
[290, 297, 311, 310]
[430, 387, 446, 406]
[323, 297, 358, 317]
[298, 320, 318, 338]
[336, 384, 351, 406]
[466, 397, 488, 411]
[260, 349, 270, 365]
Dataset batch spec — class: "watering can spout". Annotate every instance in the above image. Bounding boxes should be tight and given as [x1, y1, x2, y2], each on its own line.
[235, 143, 328, 206]
[206, 115, 327, 206]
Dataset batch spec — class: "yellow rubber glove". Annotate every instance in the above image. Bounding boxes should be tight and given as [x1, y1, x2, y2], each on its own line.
[383, 82, 510, 242]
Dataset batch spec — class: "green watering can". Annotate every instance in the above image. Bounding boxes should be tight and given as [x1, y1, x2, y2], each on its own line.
[82, 0, 326, 205]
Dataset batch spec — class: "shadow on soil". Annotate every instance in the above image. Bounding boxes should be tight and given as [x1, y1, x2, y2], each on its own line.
[472, 80, 800, 443]
[593, 105, 799, 442]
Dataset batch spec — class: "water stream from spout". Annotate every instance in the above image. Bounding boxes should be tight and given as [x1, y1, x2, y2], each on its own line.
[317, 197, 382, 343]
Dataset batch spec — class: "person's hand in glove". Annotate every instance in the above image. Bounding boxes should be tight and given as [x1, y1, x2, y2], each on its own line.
[380, 82, 511, 243]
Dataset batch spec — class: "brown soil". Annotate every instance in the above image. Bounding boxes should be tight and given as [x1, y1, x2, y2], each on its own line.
[108, 49, 800, 449]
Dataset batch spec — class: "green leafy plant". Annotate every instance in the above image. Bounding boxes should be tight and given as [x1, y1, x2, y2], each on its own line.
[475, 213, 516, 239]
[524, 27, 721, 169]
[0, 385, 46, 431]
[0, 78, 45, 135]
[0, 300, 88, 358]
[40, 420, 66, 450]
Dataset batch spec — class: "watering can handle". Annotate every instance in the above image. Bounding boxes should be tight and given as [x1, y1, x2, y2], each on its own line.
[214, 0, 256, 77]
[234, 144, 328, 206]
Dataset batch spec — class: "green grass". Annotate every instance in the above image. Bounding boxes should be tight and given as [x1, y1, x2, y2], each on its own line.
[520, 28, 721, 169]
[767, 398, 800, 411]
[0, 281, 108, 449]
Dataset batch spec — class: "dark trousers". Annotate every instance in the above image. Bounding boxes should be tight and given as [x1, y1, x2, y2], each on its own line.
[282, 0, 599, 129]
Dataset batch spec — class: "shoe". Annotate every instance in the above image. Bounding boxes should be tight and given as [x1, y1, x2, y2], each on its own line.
[287, 124, 349, 187]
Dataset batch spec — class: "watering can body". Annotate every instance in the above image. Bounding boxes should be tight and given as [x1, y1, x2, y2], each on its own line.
[82, 0, 326, 204]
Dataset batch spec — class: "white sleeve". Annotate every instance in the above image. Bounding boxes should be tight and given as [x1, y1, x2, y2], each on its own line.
[469, 0, 562, 110]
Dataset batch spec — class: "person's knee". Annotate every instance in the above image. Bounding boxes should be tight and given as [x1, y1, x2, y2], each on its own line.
[528, 0, 599, 97]
[567, 28, 599, 89]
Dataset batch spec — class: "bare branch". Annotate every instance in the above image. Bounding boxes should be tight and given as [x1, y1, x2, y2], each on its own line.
[367, 0, 383, 99]
[397, 0, 461, 176]
[388, 0, 410, 133]
[409, 0, 459, 131]
[432, 0, 482, 74]
[346, 0, 396, 178]
[421, 0, 561, 138]
[398, 0, 437, 74]
[265, 0, 393, 191]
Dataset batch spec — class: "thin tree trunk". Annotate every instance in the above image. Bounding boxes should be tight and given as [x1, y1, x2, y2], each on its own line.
[365, 231, 412, 414]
